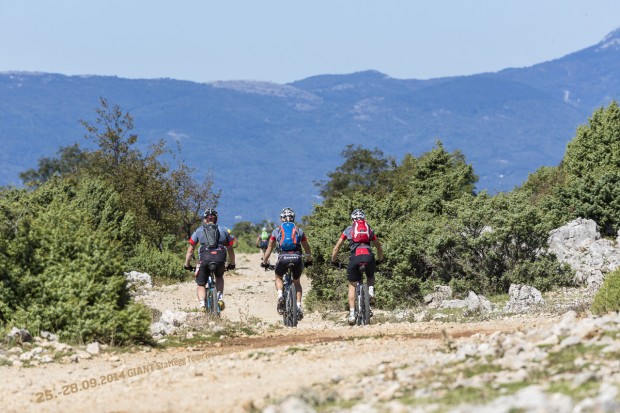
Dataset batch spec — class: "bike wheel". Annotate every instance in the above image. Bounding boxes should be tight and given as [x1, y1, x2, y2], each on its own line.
[207, 288, 219, 317]
[356, 284, 371, 326]
[289, 283, 298, 327]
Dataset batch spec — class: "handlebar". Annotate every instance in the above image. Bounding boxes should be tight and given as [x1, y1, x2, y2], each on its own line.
[261, 263, 276, 271]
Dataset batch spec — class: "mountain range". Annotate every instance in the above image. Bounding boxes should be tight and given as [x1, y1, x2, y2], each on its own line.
[1, 28, 620, 224]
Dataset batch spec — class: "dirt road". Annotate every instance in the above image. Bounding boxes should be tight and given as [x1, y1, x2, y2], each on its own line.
[1, 254, 556, 413]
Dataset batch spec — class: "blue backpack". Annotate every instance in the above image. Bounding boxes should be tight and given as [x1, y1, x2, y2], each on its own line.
[278, 222, 299, 251]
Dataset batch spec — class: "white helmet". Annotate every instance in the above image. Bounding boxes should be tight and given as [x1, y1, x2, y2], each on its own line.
[280, 207, 295, 222]
[350, 209, 366, 220]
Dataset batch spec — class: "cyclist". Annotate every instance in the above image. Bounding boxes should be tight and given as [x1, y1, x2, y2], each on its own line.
[184, 208, 236, 311]
[261, 207, 313, 320]
[331, 209, 384, 325]
[256, 226, 270, 261]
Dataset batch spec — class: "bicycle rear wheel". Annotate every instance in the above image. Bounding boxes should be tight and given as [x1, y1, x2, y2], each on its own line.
[206, 288, 220, 317]
[357, 284, 371, 326]
[284, 284, 297, 327]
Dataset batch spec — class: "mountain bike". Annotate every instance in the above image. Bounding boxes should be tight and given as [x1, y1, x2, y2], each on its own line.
[332, 261, 374, 326]
[185, 263, 222, 318]
[203, 262, 221, 317]
[264, 261, 307, 327]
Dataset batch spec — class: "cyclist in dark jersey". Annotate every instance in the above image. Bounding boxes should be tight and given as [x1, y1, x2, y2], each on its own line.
[184, 208, 235, 311]
[331, 209, 384, 325]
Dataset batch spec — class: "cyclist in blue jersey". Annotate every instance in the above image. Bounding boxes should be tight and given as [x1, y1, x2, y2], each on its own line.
[261, 207, 313, 320]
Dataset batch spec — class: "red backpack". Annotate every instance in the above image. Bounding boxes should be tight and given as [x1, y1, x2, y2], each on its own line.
[352, 219, 371, 243]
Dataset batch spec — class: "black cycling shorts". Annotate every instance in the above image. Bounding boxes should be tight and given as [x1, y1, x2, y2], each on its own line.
[275, 252, 303, 279]
[196, 260, 225, 286]
[347, 253, 376, 282]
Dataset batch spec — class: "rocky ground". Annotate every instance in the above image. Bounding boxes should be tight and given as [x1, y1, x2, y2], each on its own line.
[1, 252, 620, 413]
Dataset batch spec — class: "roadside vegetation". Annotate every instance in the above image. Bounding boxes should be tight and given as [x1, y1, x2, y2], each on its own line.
[2, 97, 620, 345]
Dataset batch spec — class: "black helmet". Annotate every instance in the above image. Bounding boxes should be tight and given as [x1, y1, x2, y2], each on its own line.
[203, 208, 218, 222]
[350, 209, 366, 220]
[280, 207, 295, 222]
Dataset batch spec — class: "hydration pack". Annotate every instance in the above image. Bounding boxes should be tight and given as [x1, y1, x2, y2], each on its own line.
[352, 219, 371, 243]
[203, 224, 220, 249]
[278, 222, 299, 251]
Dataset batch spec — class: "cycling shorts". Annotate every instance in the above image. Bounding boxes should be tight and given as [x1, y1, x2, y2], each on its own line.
[196, 261, 225, 286]
[347, 253, 376, 282]
[275, 252, 303, 279]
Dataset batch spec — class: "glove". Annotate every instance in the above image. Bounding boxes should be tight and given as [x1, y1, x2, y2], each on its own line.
[226, 263, 236, 270]
[184, 264, 195, 271]
[331, 261, 341, 269]
[304, 261, 313, 268]
[260, 262, 268, 268]
[375, 259, 383, 266]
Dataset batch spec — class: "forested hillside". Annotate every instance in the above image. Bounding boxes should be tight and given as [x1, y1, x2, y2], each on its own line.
[1, 28, 619, 222]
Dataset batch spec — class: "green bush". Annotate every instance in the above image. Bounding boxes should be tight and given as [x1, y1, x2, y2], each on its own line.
[591, 268, 620, 315]
[127, 240, 185, 282]
[0, 178, 151, 344]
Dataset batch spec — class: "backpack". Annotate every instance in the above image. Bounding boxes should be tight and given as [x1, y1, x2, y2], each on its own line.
[278, 222, 299, 251]
[351, 219, 371, 243]
[203, 224, 220, 249]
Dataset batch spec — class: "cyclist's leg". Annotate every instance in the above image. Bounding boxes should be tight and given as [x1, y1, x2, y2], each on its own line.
[365, 258, 377, 303]
[214, 261, 225, 295]
[347, 256, 363, 320]
[196, 262, 209, 306]
[274, 256, 286, 313]
[290, 254, 303, 304]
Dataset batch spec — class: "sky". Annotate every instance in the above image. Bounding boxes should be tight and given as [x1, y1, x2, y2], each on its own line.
[1, 1, 620, 84]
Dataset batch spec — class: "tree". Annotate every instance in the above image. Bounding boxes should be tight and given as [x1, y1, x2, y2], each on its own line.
[78, 98, 219, 245]
[315, 144, 393, 202]
[562, 100, 620, 179]
[20, 144, 87, 187]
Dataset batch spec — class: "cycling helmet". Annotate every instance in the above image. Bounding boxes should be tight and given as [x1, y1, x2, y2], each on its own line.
[280, 207, 295, 222]
[203, 208, 218, 222]
[350, 209, 366, 220]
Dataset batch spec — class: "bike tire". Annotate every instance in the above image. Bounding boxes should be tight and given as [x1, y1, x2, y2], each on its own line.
[361, 284, 371, 325]
[207, 288, 220, 317]
[356, 284, 371, 326]
[289, 283, 298, 327]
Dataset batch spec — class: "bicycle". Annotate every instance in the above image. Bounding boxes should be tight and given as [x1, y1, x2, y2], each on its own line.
[204, 262, 221, 317]
[332, 261, 375, 326]
[264, 261, 308, 327]
[185, 262, 226, 318]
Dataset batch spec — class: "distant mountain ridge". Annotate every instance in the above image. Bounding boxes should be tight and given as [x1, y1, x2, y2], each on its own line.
[1, 28, 619, 223]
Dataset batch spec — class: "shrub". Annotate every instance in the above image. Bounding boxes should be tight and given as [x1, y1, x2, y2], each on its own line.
[0, 178, 151, 344]
[127, 240, 185, 282]
[591, 268, 620, 315]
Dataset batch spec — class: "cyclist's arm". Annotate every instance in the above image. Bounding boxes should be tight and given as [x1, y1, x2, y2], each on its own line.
[331, 237, 345, 262]
[263, 239, 276, 264]
[184, 242, 196, 267]
[301, 239, 312, 262]
[256, 236, 260, 248]
[371, 239, 384, 261]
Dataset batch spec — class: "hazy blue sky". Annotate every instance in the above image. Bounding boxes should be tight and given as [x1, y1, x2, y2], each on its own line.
[1, 1, 619, 84]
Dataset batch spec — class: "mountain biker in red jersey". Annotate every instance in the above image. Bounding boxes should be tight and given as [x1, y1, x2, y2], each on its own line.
[184, 208, 236, 311]
[331, 209, 384, 325]
[261, 207, 313, 320]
